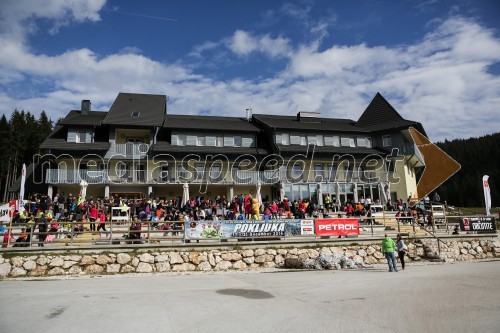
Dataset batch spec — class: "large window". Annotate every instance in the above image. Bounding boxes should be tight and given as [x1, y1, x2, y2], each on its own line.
[316, 135, 324, 146]
[314, 164, 323, 181]
[282, 133, 290, 145]
[234, 136, 242, 147]
[216, 136, 224, 147]
[177, 134, 186, 146]
[196, 135, 205, 146]
[76, 131, 86, 143]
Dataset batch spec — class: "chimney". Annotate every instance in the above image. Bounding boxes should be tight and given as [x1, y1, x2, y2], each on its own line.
[81, 100, 91, 115]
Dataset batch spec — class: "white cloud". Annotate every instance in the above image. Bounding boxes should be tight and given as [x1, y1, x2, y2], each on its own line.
[0, 1, 498, 143]
[227, 30, 290, 58]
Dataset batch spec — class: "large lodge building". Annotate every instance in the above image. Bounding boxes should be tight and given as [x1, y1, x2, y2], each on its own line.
[36, 92, 426, 205]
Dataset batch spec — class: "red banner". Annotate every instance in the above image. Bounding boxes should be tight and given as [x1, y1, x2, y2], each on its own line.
[9, 200, 17, 217]
[315, 218, 359, 236]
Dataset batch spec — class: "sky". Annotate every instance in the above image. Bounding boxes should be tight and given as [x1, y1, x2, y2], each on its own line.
[0, 0, 499, 142]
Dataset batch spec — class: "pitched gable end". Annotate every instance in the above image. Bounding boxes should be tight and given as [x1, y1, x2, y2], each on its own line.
[356, 93, 405, 127]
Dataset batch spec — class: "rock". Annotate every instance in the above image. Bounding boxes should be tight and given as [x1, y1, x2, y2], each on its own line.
[288, 248, 298, 255]
[357, 249, 367, 257]
[263, 262, 276, 268]
[284, 258, 302, 269]
[345, 250, 357, 258]
[80, 256, 95, 266]
[107, 264, 121, 273]
[169, 252, 184, 264]
[230, 253, 243, 261]
[116, 253, 132, 264]
[254, 255, 266, 264]
[155, 255, 169, 263]
[277, 249, 288, 255]
[373, 251, 384, 259]
[197, 261, 212, 271]
[96, 255, 112, 265]
[208, 253, 216, 266]
[11, 257, 24, 267]
[136, 262, 153, 273]
[67, 266, 82, 274]
[364, 256, 378, 265]
[66, 255, 82, 262]
[242, 249, 254, 257]
[63, 261, 78, 269]
[255, 249, 266, 256]
[121, 265, 135, 273]
[49, 257, 64, 267]
[221, 253, 233, 261]
[131, 257, 140, 267]
[155, 262, 171, 272]
[139, 253, 154, 264]
[214, 261, 232, 271]
[274, 255, 284, 266]
[23, 260, 37, 271]
[233, 261, 247, 269]
[267, 249, 277, 255]
[249, 263, 260, 269]
[0, 257, 4, 264]
[215, 255, 222, 264]
[307, 249, 320, 258]
[172, 263, 196, 272]
[188, 253, 201, 265]
[476, 246, 483, 254]
[47, 267, 64, 276]
[85, 264, 104, 274]
[30, 265, 48, 276]
[320, 247, 332, 255]
[10, 267, 27, 277]
[243, 257, 255, 264]
[298, 253, 309, 261]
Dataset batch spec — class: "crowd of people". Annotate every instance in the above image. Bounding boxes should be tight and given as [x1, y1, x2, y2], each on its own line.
[2, 190, 440, 247]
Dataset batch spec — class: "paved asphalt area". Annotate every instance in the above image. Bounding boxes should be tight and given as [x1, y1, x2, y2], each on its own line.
[0, 261, 499, 333]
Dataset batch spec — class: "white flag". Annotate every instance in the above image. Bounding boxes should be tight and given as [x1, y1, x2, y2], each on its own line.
[19, 163, 26, 213]
[483, 175, 491, 216]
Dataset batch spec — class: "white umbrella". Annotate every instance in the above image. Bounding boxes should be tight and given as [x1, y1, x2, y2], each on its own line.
[279, 183, 285, 202]
[317, 183, 323, 208]
[256, 180, 263, 208]
[80, 179, 88, 201]
[386, 182, 391, 205]
[379, 182, 387, 205]
[335, 182, 341, 211]
[182, 182, 189, 206]
[229, 186, 234, 201]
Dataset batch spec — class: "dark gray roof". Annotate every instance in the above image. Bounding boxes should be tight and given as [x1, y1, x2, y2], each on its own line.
[40, 138, 110, 151]
[163, 115, 260, 132]
[103, 92, 166, 126]
[153, 142, 268, 155]
[252, 114, 370, 133]
[58, 110, 107, 126]
[356, 93, 419, 131]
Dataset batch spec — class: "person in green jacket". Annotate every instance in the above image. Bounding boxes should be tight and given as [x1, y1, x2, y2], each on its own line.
[381, 233, 398, 272]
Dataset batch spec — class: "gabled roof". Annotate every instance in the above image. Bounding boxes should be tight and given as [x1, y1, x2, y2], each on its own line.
[58, 110, 107, 126]
[102, 92, 166, 126]
[40, 137, 111, 151]
[252, 114, 370, 133]
[163, 115, 260, 132]
[356, 93, 418, 131]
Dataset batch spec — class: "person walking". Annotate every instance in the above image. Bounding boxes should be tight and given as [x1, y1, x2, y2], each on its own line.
[381, 233, 398, 272]
[396, 234, 407, 270]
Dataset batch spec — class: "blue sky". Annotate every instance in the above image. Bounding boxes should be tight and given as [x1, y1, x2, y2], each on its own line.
[1, 0, 499, 141]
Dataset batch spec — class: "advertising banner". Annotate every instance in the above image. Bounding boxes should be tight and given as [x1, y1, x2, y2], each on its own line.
[459, 216, 496, 233]
[300, 219, 315, 236]
[184, 219, 304, 240]
[315, 218, 360, 236]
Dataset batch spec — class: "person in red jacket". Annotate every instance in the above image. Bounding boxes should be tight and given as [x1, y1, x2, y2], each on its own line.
[88, 203, 99, 232]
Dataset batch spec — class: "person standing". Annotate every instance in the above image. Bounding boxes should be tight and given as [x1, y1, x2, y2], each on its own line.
[381, 233, 398, 272]
[396, 234, 407, 270]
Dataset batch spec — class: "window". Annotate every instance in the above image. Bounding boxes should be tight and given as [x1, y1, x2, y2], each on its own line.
[130, 111, 141, 118]
[197, 135, 205, 146]
[177, 134, 186, 146]
[316, 135, 324, 146]
[290, 135, 300, 145]
[234, 136, 242, 147]
[282, 133, 290, 145]
[292, 163, 303, 178]
[341, 137, 351, 147]
[357, 137, 367, 147]
[307, 135, 317, 145]
[333, 136, 340, 147]
[314, 164, 323, 181]
[76, 131, 86, 143]
[300, 135, 306, 146]
[382, 135, 392, 147]
[366, 137, 372, 148]
[216, 136, 224, 147]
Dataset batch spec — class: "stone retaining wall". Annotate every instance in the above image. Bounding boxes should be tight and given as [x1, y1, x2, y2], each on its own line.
[1, 239, 499, 278]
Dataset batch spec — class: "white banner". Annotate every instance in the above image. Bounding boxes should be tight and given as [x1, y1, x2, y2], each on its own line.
[483, 175, 491, 216]
[18, 163, 26, 213]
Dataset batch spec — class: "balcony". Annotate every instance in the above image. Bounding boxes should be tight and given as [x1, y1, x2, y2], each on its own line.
[45, 169, 107, 184]
[105, 143, 150, 159]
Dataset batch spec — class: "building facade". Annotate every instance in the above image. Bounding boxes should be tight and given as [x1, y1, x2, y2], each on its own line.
[38, 92, 425, 206]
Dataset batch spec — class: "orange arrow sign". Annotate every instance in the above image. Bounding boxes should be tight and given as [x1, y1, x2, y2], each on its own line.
[408, 127, 461, 205]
